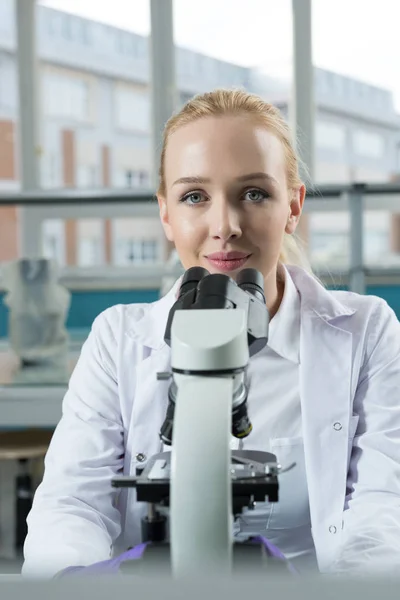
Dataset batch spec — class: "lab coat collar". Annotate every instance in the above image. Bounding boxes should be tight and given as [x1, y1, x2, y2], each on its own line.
[267, 265, 301, 364]
[287, 265, 356, 321]
[126, 277, 182, 350]
[128, 265, 356, 350]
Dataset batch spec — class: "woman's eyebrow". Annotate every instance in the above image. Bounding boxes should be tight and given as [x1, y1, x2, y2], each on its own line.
[172, 173, 278, 186]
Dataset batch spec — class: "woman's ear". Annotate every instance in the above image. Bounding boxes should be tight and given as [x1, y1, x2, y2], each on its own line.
[285, 185, 306, 235]
[157, 195, 174, 242]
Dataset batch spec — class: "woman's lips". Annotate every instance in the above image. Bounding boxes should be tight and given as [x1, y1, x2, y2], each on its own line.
[205, 252, 251, 272]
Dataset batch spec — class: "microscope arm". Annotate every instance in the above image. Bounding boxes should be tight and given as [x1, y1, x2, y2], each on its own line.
[171, 375, 233, 576]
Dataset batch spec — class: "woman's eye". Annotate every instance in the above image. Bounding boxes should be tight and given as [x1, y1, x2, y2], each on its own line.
[244, 189, 268, 203]
[181, 192, 204, 205]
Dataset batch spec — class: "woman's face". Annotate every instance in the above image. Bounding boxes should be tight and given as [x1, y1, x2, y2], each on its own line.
[158, 115, 305, 284]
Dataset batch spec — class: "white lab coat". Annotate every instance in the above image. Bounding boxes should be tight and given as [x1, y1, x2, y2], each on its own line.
[22, 265, 400, 578]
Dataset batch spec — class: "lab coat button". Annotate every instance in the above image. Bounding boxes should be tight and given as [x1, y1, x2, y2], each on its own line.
[329, 525, 337, 534]
[333, 422, 342, 431]
[135, 453, 146, 463]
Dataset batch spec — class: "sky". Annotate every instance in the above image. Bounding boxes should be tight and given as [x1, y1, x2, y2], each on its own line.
[40, 0, 400, 112]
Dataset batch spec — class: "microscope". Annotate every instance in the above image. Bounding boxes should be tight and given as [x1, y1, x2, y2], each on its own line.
[113, 267, 290, 576]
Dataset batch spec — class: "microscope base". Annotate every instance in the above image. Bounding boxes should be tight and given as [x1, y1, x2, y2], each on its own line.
[119, 539, 291, 576]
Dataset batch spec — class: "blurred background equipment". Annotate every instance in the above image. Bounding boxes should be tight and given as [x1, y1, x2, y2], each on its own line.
[0, 429, 54, 555]
[2, 258, 70, 365]
[0, 0, 398, 574]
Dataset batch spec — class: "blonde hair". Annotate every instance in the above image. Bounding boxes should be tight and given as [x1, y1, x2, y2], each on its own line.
[158, 88, 312, 273]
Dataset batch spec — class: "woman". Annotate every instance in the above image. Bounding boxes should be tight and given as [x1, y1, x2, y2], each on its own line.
[22, 89, 400, 577]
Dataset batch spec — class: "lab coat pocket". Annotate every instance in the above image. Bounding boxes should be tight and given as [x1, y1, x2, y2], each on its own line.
[268, 436, 310, 529]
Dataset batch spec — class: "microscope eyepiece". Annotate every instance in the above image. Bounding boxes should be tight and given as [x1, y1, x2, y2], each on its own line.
[236, 268, 265, 304]
[178, 266, 209, 300]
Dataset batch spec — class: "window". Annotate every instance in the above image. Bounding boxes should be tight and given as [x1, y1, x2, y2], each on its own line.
[335, 76, 344, 97]
[349, 79, 359, 100]
[396, 144, 400, 171]
[364, 231, 389, 263]
[47, 13, 59, 37]
[78, 238, 102, 266]
[142, 240, 158, 262]
[42, 219, 65, 267]
[42, 153, 58, 188]
[316, 71, 327, 95]
[77, 220, 103, 266]
[68, 17, 91, 44]
[316, 121, 346, 151]
[115, 33, 124, 54]
[114, 86, 150, 132]
[310, 229, 390, 267]
[62, 15, 73, 40]
[323, 72, 335, 95]
[81, 23, 91, 45]
[116, 32, 135, 55]
[77, 164, 98, 188]
[115, 239, 159, 265]
[352, 130, 385, 159]
[0, 0, 13, 31]
[374, 90, 387, 109]
[137, 37, 147, 58]
[131, 36, 143, 58]
[44, 73, 90, 121]
[0, 56, 16, 108]
[139, 171, 149, 187]
[43, 235, 60, 260]
[120, 169, 149, 188]
[310, 232, 349, 266]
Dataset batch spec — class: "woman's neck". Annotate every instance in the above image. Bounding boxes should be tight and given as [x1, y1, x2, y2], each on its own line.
[265, 265, 285, 320]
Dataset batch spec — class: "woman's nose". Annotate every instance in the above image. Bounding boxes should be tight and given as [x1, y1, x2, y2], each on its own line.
[209, 199, 242, 242]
